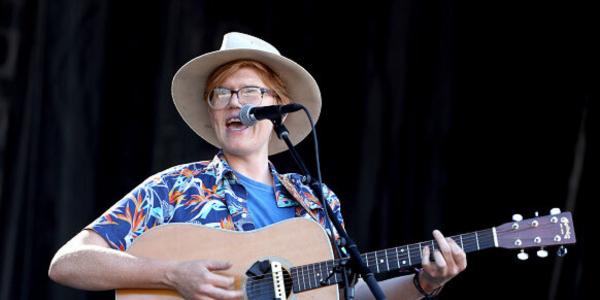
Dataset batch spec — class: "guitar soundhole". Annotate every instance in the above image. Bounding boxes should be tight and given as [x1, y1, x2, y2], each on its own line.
[245, 267, 292, 300]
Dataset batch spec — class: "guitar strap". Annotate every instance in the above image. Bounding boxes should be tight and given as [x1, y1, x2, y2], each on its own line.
[277, 174, 321, 223]
[277, 174, 343, 247]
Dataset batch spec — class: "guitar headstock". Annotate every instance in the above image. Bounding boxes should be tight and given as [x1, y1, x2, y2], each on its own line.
[495, 209, 576, 259]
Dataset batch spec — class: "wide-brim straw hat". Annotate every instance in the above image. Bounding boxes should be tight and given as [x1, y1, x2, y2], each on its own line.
[171, 32, 321, 155]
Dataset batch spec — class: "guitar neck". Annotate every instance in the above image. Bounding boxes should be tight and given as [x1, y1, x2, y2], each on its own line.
[361, 228, 496, 273]
[290, 228, 496, 293]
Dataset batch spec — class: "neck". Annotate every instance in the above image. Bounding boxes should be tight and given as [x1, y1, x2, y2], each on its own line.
[223, 150, 273, 186]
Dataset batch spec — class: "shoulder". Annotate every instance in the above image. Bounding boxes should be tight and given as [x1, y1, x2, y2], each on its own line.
[143, 160, 213, 187]
[279, 172, 337, 196]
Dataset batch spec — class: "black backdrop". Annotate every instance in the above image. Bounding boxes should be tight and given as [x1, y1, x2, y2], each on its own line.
[0, 0, 596, 299]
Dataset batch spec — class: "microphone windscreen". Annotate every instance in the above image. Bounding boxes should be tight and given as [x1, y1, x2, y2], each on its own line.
[239, 104, 257, 126]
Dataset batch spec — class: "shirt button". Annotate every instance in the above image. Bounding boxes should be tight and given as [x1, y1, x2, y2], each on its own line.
[242, 213, 247, 218]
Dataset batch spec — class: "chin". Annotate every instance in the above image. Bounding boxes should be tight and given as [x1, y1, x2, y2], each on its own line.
[221, 144, 260, 157]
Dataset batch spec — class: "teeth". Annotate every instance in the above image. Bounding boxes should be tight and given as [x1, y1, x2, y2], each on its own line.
[226, 118, 241, 125]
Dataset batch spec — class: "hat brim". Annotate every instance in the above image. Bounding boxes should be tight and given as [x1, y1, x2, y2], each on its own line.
[171, 48, 321, 156]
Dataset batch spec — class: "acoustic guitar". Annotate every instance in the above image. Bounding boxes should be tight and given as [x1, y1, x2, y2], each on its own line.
[116, 210, 576, 300]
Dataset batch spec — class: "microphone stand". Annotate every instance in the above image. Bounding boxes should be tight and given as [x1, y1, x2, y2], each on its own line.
[271, 116, 387, 300]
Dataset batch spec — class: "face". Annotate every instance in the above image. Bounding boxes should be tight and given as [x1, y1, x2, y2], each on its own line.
[208, 67, 277, 158]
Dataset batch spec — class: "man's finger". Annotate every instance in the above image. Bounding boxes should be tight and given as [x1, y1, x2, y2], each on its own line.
[205, 260, 233, 271]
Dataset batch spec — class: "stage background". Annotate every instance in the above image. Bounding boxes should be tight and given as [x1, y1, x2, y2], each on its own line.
[0, 0, 596, 299]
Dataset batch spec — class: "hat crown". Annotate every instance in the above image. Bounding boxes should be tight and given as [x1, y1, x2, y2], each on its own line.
[220, 32, 280, 55]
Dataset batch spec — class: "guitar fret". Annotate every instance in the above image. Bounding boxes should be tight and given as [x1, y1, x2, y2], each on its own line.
[308, 264, 313, 289]
[475, 232, 480, 250]
[293, 268, 299, 292]
[298, 265, 304, 290]
[400, 246, 407, 267]
[464, 233, 477, 252]
[478, 229, 495, 250]
[395, 247, 401, 269]
[406, 245, 412, 266]
[312, 264, 320, 287]
[408, 244, 418, 265]
[298, 265, 302, 290]
[333, 260, 339, 283]
[374, 251, 380, 273]
[315, 263, 320, 287]
[317, 262, 323, 285]
[306, 265, 315, 288]
[384, 249, 390, 271]
[299, 265, 304, 290]
[305, 265, 311, 290]
[459, 234, 464, 250]
[462, 233, 472, 252]
[311, 263, 316, 288]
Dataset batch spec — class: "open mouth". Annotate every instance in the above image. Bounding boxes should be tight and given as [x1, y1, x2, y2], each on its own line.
[226, 117, 248, 131]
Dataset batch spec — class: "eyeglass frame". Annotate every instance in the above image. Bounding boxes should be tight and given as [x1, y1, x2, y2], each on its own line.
[207, 86, 278, 109]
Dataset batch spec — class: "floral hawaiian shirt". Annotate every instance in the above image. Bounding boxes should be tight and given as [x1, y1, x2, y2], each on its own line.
[86, 151, 344, 251]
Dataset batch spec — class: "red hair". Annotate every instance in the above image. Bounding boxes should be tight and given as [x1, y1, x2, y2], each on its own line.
[204, 60, 291, 105]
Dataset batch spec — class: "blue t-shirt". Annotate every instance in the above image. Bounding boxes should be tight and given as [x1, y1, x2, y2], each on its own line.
[234, 171, 296, 229]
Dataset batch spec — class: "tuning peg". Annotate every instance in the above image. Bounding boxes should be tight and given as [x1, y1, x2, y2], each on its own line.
[537, 247, 548, 258]
[550, 208, 562, 215]
[512, 214, 523, 222]
[517, 249, 529, 261]
[556, 246, 568, 257]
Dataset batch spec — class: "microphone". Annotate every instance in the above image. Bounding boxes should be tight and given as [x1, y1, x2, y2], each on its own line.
[239, 103, 303, 126]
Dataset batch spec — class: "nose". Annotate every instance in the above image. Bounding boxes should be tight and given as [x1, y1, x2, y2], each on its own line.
[227, 92, 242, 108]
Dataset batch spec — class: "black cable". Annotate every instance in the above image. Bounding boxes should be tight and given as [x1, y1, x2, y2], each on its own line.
[299, 106, 353, 299]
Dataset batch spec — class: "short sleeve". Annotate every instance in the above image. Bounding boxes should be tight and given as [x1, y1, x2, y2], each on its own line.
[85, 174, 170, 251]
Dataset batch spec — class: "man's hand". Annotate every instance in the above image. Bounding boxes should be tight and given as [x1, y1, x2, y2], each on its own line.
[420, 230, 467, 292]
[165, 260, 243, 300]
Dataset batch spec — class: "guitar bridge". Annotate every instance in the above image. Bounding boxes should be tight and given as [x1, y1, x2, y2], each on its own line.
[271, 261, 285, 299]
[245, 259, 292, 300]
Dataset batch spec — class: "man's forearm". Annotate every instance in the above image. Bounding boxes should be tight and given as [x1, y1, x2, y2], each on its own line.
[49, 244, 175, 291]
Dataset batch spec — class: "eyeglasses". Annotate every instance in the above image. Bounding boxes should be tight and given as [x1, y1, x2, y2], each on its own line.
[207, 86, 277, 109]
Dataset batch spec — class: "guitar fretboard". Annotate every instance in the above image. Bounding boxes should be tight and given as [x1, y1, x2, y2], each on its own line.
[290, 228, 496, 293]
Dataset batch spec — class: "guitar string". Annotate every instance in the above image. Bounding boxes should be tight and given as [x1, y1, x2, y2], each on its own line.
[245, 226, 552, 292]
[247, 230, 552, 296]
[243, 225, 561, 296]
[245, 225, 559, 296]
[241, 233, 491, 294]
[240, 236, 495, 296]
[245, 224, 563, 296]
[241, 233, 492, 284]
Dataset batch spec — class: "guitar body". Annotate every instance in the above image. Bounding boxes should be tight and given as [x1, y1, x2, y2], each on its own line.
[116, 218, 339, 300]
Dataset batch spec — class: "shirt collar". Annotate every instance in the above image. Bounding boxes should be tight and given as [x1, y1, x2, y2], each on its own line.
[205, 151, 235, 184]
[205, 151, 297, 207]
